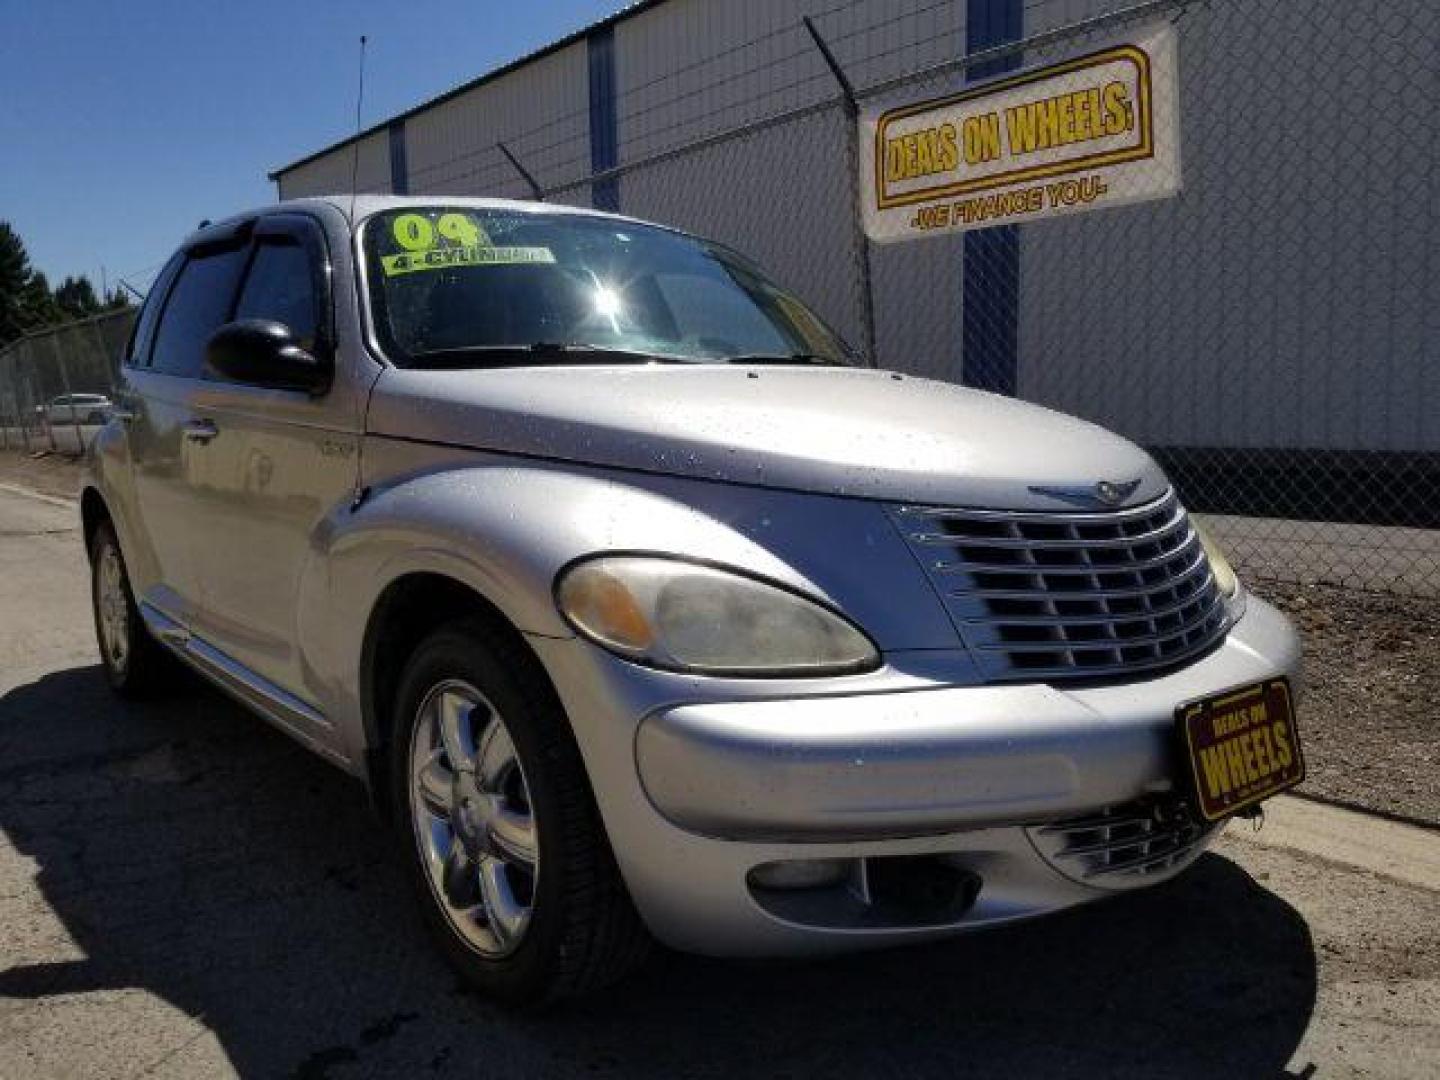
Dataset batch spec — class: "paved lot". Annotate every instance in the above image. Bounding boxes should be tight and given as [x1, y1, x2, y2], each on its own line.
[2, 483, 1438, 1078]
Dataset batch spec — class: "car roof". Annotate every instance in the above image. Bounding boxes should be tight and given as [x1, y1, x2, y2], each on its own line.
[182, 195, 654, 251]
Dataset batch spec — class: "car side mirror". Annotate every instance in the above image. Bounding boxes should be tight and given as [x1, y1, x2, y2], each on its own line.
[206, 319, 333, 395]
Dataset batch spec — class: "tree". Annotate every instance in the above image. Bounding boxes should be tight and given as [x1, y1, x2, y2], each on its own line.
[54, 275, 102, 320]
[0, 221, 70, 346]
[0, 220, 33, 347]
[0, 221, 127, 347]
[23, 270, 61, 331]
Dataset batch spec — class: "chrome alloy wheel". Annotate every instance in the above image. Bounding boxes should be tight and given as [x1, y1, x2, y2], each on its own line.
[409, 680, 539, 958]
[96, 544, 130, 672]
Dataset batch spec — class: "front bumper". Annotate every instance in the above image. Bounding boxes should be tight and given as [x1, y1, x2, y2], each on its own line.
[530, 597, 1300, 956]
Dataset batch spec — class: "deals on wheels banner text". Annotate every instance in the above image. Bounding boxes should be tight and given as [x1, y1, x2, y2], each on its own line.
[860, 23, 1180, 243]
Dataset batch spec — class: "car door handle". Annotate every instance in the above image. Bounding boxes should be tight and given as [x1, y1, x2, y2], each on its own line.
[183, 418, 219, 444]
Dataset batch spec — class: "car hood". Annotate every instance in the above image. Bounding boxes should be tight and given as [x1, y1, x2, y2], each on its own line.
[366, 365, 1168, 509]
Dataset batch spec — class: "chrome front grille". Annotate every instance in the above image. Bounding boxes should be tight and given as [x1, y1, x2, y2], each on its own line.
[892, 489, 1228, 681]
[1027, 801, 1218, 890]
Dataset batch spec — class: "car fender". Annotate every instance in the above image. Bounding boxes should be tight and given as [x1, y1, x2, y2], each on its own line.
[79, 420, 149, 581]
[309, 443, 960, 762]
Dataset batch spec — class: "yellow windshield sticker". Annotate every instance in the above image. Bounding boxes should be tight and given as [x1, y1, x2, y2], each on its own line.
[390, 212, 493, 252]
[381, 245, 555, 276]
[438, 212, 490, 248]
[391, 213, 435, 251]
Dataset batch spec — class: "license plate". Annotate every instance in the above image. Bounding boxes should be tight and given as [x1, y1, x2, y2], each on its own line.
[1176, 679, 1305, 822]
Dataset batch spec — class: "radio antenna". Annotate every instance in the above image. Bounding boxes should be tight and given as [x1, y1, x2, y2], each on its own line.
[348, 35, 368, 222]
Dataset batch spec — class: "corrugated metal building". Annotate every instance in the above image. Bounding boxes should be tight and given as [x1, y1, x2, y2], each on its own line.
[272, 0, 1439, 510]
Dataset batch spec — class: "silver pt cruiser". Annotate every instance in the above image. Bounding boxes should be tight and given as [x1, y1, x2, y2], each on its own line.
[82, 196, 1304, 1004]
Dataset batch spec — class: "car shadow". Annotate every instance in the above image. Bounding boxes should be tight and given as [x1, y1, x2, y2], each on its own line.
[0, 665, 1318, 1079]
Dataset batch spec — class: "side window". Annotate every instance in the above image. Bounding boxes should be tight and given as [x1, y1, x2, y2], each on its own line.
[149, 247, 248, 378]
[233, 241, 318, 352]
[123, 253, 184, 367]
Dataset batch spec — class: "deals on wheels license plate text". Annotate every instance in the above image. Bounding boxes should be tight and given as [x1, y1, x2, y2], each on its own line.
[1177, 679, 1305, 822]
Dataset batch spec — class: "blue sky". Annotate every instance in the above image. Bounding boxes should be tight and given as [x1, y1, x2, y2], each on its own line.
[0, 0, 618, 293]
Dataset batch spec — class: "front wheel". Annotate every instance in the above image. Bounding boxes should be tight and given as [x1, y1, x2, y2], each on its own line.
[390, 619, 649, 1005]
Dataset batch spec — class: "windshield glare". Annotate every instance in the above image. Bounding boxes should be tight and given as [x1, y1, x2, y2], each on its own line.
[362, 207, 855, 368]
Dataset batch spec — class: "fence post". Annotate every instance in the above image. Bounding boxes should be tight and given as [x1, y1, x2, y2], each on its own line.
[50, 332, 84, 456]
[16, 350, 33, 455]
[0, 351, 10, 452]
[802, 16, 879, 368]
[31, 344, 58, 454]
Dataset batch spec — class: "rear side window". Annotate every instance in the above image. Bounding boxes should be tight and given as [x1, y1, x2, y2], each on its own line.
[234, 241, 318, 352]
[149, 247, 248, 378]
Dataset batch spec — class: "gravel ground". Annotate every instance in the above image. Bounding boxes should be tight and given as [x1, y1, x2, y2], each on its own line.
[1258, 580, 1440, 826]
[1, 475, 1438, 1076]
[0, 449, 82, 502]
[4, 448, 1437, 825]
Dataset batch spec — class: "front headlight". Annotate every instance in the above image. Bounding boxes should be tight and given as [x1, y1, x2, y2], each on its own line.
[555, 556, 879, 676]
[1193, 520, 1245, 618]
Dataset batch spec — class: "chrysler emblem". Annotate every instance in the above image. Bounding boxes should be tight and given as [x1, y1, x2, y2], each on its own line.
[1029, 478, 1142, 508]
[1095, 479, 1140, 505]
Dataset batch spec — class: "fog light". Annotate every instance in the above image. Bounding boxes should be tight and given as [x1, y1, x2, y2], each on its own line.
[866, 856, 982, 921]
[749, 858, 849, 890]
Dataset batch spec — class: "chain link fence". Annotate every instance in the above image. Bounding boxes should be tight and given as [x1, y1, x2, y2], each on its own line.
[0, 308, 136, 457]
[7, 0, 1434, 599]
[541, 0, 1435, 598]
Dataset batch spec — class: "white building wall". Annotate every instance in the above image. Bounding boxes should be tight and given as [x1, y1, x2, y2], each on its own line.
[404, 41, 591, 201]
[277, 130, 390, 200]
[1017, 0, 1440, 452]
[613, 0, 973, 160]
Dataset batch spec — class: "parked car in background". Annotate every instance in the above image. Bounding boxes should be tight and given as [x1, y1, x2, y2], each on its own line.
[41, 393, 113, 426]
[80, 196, 1305, 1006]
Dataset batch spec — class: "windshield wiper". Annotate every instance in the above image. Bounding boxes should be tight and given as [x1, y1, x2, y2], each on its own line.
[405, 343, 688, 369]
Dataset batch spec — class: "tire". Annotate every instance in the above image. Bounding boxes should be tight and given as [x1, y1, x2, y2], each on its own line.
[389, 618, 650, 1006]
[89, 520, 174, 697]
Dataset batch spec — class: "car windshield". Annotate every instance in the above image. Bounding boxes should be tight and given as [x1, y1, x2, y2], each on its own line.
[361, 206, 857, 368]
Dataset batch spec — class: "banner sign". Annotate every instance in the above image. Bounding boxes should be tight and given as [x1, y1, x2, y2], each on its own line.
[860, 23, 1180, 242]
